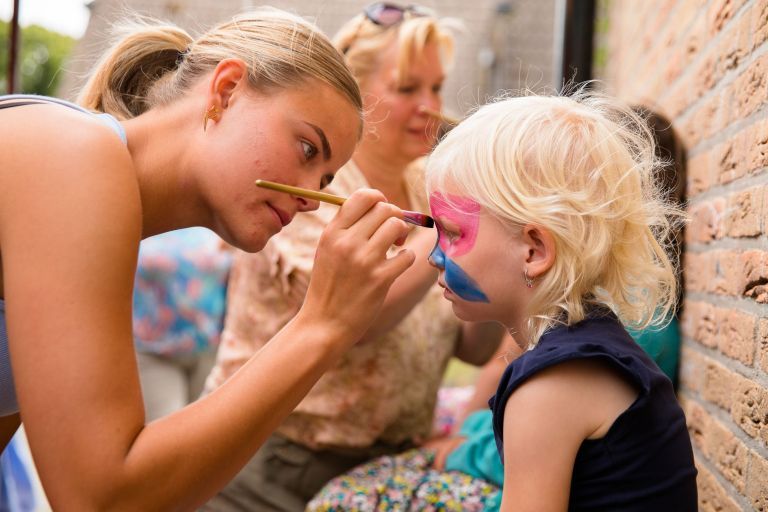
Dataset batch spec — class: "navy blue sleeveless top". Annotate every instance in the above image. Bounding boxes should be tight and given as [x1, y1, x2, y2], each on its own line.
[490, 310, 697, 511]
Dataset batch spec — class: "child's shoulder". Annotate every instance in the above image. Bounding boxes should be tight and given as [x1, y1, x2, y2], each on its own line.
[506, 357, 639, 438]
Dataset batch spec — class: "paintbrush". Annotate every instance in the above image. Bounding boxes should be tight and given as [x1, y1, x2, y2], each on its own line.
[255, 179, 435, 228]
[418, 105, 460, 126]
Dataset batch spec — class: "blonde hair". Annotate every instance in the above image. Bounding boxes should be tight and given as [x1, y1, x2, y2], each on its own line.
[78, 8, 362, 120]
[426, 89, 686, 346]
[333, 11, 456, 87]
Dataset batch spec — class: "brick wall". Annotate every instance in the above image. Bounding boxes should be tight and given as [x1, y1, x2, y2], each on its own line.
[597, 0, 768, 509]
[57, 0, 556, 113]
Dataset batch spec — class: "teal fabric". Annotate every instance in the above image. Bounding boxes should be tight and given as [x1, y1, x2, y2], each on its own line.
[445, 410, 503, 487]
[627, 316, 680, 383]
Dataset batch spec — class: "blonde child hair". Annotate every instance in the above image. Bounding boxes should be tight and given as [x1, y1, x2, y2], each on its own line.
[426, 89, 686, 345]
[78, 7, 362, 120]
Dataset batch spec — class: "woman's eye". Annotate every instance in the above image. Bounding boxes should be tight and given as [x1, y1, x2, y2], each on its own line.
[320, 174, 334, 189]
[301, 140, 318, 160]
[432, 84, 443, 94]
[398, 85, 417, 94]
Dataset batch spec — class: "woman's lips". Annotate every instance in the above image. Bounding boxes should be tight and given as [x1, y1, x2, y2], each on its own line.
[268, 204, 292, 227]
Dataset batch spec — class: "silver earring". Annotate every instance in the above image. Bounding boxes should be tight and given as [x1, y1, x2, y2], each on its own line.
[524, 268, 534, 288]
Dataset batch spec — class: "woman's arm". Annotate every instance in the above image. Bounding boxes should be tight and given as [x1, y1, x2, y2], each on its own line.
[1, 111, 412, 511]
[453, 321, 506, 366]
[452, 333, 522, 430]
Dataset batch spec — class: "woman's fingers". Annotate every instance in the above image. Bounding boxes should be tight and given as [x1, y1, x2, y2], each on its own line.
[332, 189, 391, 230]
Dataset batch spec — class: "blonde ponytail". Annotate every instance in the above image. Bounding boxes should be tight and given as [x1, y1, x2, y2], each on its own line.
[77, 8, 362, 121]
[78, 23, 192, 119]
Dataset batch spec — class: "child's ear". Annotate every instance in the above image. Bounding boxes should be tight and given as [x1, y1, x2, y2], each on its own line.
[522, 224, 555, 278]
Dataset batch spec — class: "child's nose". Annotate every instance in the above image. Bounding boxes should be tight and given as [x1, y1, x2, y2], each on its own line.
[428, 243, 446, 269]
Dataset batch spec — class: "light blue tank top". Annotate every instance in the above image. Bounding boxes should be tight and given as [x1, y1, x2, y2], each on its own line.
[0, 95, 127, 416]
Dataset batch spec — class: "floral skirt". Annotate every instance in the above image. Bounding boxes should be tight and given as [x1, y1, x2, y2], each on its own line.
[307, 449, 500, 511]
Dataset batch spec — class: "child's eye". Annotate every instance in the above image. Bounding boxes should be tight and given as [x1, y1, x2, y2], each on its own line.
[445, 231, 460, 243]
[301, 140, 318, 160]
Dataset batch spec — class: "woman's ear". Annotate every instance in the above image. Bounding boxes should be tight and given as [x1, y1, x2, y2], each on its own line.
[521, 224, 555, 278]
[207, 58, 248, 111]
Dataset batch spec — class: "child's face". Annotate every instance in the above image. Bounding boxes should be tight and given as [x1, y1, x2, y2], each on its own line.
[428, 191, 529, 326]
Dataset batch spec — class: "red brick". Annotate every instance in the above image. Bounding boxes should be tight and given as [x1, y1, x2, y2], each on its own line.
[741, 250, 768, 303]
[682, 398, 710, 456]
[689, 201, 723, 243]
[724, 187, 762, 237]
[716, 138, 745, 185]
[684, 253, 712, 292]
[760, 319, 768, 372]
[687, 149, 713, 195]
[708, 0, 739, 36]
[703, 359, 739, 410]
[734, 54, 768, 119]
[745, 119, 768, 173]
[731, 379, 768, 440]
[687, 300, 719, 348]
[708, 416, 749, 492]
[752, 0, 768, 51]
[679, 346, 706, 393]
[713, 250, 744, 295]
[746, 451, 768, 510]
[697, 462, 745, 512]
[717, 309, 756, 364]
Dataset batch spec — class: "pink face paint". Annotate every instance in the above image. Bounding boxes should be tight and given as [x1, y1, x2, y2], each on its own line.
[428, 192, 489, 303]
[429, 192, 481, 257]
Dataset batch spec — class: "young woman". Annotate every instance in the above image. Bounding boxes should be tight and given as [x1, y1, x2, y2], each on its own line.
[424, 91, 697, 511]
[0, 8, 414, 510]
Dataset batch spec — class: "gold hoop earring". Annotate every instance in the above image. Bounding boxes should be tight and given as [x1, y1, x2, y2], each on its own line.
[523, 268, 534, 288]
[203, 105, 221, 132]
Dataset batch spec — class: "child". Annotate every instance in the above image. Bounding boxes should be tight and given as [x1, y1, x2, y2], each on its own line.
[425, 90, 697, 511]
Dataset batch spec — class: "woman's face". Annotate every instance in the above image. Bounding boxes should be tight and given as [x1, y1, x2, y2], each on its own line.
[360, 38, 445, 163]
[200, 80, 360, 252]
[427, 191, 529, 327]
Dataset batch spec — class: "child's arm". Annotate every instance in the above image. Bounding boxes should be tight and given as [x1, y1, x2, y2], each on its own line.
[499, 359, 638, 511]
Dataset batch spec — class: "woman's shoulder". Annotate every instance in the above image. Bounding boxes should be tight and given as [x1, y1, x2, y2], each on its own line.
[0, 101, 140, 245]
[1, 101, 129, 170]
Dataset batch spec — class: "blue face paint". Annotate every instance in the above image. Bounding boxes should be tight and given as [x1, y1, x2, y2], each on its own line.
[429, 243, 489, 303]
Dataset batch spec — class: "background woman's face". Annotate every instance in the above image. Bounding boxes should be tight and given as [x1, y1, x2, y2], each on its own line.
[361, 38, 445, 164]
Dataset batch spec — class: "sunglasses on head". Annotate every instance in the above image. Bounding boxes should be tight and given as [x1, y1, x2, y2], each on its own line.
[363, 2, 432, 26]
[343, 3, 432, 54]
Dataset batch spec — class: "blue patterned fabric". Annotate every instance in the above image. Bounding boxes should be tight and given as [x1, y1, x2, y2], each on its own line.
[133, 228, 231, 355]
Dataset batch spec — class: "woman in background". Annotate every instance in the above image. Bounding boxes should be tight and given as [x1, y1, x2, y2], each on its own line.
[202, 4, 503, 511]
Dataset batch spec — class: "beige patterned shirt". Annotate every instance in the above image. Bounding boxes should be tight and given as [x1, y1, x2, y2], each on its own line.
[204, 159, 460, 449]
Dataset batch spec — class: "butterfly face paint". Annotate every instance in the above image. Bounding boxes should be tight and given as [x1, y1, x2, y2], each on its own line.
[428, 192, 490, 303]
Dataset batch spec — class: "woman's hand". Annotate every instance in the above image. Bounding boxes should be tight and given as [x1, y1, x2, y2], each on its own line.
[299, 188, 415, 344]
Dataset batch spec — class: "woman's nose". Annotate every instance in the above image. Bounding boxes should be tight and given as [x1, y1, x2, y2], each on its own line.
[295, 195, 320, 212]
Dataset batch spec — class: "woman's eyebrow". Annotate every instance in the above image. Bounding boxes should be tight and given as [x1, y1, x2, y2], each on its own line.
[305, 122, 331, 161]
